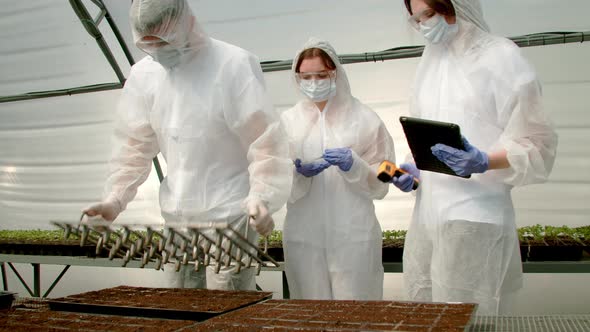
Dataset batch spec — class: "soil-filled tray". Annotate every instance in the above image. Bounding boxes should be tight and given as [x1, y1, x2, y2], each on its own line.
[47, 285, 273, 321]
[0, 302, 199, 332]
[195, 299, 477, 331]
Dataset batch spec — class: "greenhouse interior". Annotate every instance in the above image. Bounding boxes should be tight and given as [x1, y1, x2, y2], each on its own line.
[1, 0, 589, 331]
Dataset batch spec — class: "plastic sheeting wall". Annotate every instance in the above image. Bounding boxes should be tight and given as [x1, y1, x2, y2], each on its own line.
[1, 0, 589, 230]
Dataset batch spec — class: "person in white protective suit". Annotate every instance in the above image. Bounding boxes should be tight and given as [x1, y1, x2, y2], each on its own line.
[82, 0, 292, 290]
[392, 0, 558, 315]
[280, 38, 396, 300]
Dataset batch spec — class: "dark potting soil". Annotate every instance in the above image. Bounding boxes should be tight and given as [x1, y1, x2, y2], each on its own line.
[194, 299, 477, 331]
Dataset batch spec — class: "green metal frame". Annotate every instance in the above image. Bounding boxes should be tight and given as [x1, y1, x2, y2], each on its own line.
[0, 0, 130, 104]
[2, 31, 587, 102]
[1, 262, 7, 291]
[260, 31, 590, 72]
[1, 255, 589, 298]
[0, 83, 124, 103]
[1, 15, 587, 102]
[3, 261, 71, 298]
[0, 0, 165, 182]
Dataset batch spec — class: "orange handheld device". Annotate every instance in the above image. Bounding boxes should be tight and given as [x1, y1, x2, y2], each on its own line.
[377, 160, 420, 190]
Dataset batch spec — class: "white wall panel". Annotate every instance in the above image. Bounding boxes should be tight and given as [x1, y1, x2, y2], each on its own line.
[0, 1, 120, 96]
[0, 90, 161, 229]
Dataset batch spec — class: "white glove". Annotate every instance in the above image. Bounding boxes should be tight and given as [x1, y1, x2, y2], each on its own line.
[82, 199, 122, 222]
[243, 197, 274, 236]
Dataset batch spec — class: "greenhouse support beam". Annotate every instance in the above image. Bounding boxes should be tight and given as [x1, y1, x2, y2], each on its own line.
[69, 0, 126, 83]
[2, 31, 587, 103]
[103, 2, 136, 66]
[70, 0, 167, 182]
[3, 261, 72, 298]
[0, 0, 136, 105]
[153, 157, 164, 183]
[42, 265, 71, 298]
[93, 7, 106, 26]
[2, 255, 590, 300]
[83, 0, 163, 182]
[33, 263, 40, 297]
[282, 271, 290, 299]
[1, 263, 6, 291]
[0, 83, 123, 103]
[6, 262, 35, 297]
[261, 31, 590, 72]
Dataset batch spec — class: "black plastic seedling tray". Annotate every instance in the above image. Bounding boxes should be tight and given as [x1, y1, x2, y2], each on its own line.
[47, 301, 228, 321]
[47, 286, 273, 322]
[0, 291, 16, 309]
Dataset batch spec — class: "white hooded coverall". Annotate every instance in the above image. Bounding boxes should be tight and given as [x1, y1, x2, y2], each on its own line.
[105, 0, 292, 290]
[281, 38, 396, 300]
[403, 0, 558, 315]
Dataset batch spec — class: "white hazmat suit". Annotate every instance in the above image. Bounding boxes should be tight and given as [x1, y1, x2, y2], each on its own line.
[281, 38, 396, 300]
[97, 0, 292, 290]
[402, 0, 558, 315]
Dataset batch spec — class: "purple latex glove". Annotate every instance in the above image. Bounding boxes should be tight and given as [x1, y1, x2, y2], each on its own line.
[295, 158, 331, 177]
[391, 163, 420, 192]
[322, 148, 353, 172]
[431, 136, 489, 176]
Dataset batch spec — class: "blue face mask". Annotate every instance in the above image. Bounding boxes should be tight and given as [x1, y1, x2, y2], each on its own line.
[419, 14, 458, 44]
[299, 78, 336, 102]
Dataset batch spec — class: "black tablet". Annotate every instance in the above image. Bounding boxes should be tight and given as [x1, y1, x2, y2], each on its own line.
[399, 116, 470, 178]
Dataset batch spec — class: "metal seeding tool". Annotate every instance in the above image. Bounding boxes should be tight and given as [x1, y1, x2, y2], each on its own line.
[52, 215, 279, 275]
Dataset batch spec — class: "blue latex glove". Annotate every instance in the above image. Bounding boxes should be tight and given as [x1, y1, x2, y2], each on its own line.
[322, 148, 353, 172]
[295, 158, 331, 177]
[431, 136, 489, 176]
[392, 163, 420, 192]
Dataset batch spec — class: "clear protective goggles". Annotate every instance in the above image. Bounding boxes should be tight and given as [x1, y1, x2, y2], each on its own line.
[407, 8, 436, 30]
[136, 36, 171, 53]
[295, 70, 336, 82]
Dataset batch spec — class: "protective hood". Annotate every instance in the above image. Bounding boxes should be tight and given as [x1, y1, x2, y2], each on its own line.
[282, 37, 395, 202]
[130, 0, 209, 66]
[291, 38, 353, 110]
[450, 0, 490, 32]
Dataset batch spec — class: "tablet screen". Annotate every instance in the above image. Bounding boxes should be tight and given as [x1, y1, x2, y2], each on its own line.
[399, 116, 469, 178]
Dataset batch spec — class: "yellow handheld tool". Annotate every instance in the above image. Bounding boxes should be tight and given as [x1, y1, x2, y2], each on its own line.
[377, 160, 420, 190]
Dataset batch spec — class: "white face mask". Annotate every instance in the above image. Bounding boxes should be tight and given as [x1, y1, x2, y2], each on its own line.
[299, 78, 336, 102]
[150, 45, 183, 68]
[419, 14, 458, 44]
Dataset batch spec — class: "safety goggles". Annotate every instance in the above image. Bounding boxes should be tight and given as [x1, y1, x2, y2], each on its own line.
[295, 70, 336, 82]
[408, 8, 436, 30]
[136, 36, 170, 53]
